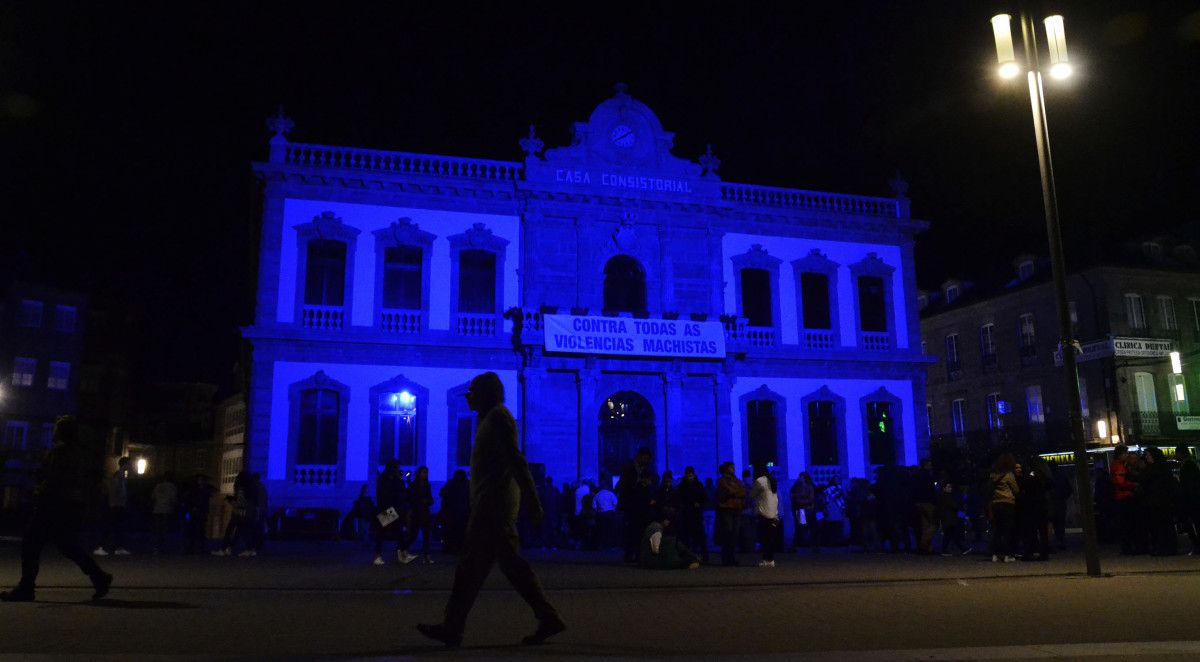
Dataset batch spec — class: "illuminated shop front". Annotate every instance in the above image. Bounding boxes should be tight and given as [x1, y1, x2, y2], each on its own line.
[244, 86, 931, 507]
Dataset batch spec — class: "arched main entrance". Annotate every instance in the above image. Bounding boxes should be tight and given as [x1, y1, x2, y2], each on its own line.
[598, 391, 655, 482]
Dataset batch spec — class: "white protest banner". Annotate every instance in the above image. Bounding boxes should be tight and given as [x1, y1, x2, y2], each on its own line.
[543, 314, 726, 359]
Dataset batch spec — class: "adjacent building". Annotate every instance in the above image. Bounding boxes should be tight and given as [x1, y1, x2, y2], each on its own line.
[921, 240, 1200, 454]
[245, 86, 932, 508]
[0, 283, 86, 513]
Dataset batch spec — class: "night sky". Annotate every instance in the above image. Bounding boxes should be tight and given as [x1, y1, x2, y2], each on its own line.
[4, 2, 1198, 389]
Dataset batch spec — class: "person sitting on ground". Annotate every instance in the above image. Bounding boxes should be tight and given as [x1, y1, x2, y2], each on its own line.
[639, 518, 700, 570]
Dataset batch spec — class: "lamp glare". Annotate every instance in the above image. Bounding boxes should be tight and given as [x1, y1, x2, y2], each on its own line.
[1096, 420, 1107, 439]
[1171, 351, 1183, 374]
[1177, 383, 1187, 402]
[1050, 62, 1073, 79]
[999, 62, 1021, 79]
[991, 14, 1019, 79]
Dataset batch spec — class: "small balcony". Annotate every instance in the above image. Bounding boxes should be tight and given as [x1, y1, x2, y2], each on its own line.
[293, 464, 338, 486]
[380, 308, 422, 334]
[456, 312, 499, 337]
[802, 329, 835, 350]
[301, 305, 346, 330]
[862, 331, 891, 351]
[722, 317, 777, 348]
[1132, 410, 1162, 437]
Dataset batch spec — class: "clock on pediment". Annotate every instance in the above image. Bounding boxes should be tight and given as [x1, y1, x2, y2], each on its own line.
[609, 124, 636, 149]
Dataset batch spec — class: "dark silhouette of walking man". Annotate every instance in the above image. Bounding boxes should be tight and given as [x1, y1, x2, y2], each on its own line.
[417, 372, 565, 648]
[2, 416, 112, 602]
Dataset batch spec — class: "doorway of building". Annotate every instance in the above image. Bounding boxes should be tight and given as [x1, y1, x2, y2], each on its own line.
[598, 391, 655, 483]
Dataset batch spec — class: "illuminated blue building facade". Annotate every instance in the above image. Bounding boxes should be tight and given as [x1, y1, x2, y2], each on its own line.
[245, 87, 931, 507]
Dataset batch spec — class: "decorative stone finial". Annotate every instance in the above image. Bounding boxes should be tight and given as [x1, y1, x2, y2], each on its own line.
[518, 124, 544, 158]
[888, 169, 909, 198]
[267, 105, 295, 138]
[614, 82, 630, 97]
[699, 144, 721, 176]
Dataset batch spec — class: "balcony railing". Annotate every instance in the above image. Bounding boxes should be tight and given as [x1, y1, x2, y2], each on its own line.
[720, 182, 901, 218]
[380, 308, 422, 334]
[1133, 410, 1162, 437]
[722, 318, 776, 347]
[301, 305, 346, 330]
[862, 331, 891, 351]
[293, 464, 338, 486]
[802, 329, 835, 350]
[283, 142, 523, 182]
[457, 312, 499, 337]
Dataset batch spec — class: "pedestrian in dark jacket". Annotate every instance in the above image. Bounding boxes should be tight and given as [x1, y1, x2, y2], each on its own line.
[1049, 461, 1073, 550]
[374, 461, 414, 565]
[213, 471, 255, 557]
[417, 371, 564, 647]
[675, 466, 708, 563]
[617, 447, 657, 563]
[989, 454, 1019, 563]
[1139, 447, 1178, 556]
[440, 470, 470, 554]
[716, 462, 746, 566]
[1017, 459, 1051, 561]
[2, 416, 113, 602]
[790, 472, 817, 551]
[182, 474, 215, 554]
[1176, 445, 1200, 555]
[405, 466, 435, 563]
[912, 462, 938, 554]
[936, 473, 969, 556]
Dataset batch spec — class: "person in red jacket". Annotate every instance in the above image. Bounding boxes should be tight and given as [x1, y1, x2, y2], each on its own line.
[1109, 445, 1143, 555]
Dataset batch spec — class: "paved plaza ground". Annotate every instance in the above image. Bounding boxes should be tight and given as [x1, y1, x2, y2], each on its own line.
[1, 538, 1199, 659]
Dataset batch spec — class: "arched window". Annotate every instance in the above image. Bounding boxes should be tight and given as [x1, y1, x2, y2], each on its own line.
[304, 240, 347, 306]
[858, 276, 887, 332]
[746, 399, 780, 469]
[866, 400, 897, 466]
[808, 400, 838, 466]
[740, 268, 773, 327]
[800, 272, 831, 329]
[458, 249, 497, 313]
[603, 255, 647, 314]
[378, 390, 418, 467]
[298, 388, 340, 465]
[598, 391, 655, 480]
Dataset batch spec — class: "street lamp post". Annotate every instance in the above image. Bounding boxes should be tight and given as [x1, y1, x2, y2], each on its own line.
[990, 11, 1102, 577]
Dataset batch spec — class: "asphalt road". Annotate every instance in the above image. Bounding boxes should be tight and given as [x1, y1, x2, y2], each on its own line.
[2, 543, 1200, 659]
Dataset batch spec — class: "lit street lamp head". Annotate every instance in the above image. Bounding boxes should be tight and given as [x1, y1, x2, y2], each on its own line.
[990, 14, 1020, 78]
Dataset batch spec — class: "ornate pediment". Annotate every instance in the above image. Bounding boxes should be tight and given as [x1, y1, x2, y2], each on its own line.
[447, 222, 510, 252]
[849, 252, 895, 276]
[374, 217, 435, 247]
[295, 211, 361, 242]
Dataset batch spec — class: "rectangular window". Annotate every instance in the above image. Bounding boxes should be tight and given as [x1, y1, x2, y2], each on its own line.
[47, 361, 70, 391]
[55, 305, 77, 333]
[865, 401, 896, 465]
[979, 324, 996, 364]
[857, 276, 888, 332]
[1170, 374, 1189, 414]
[1025, 385, 1045, 424]
[1158, 296, 1178, 330]
[299, 388, 340, 465]
[986, 393, 1004, 430]
[11, 357, 36, 387]
[3, 422, 28, 451]
[458, 250, 497, 314]
[800, 272, 831, 329]
[807, 400, 838, 466]
[950, 399, 966, 438]
[944, 333, 960, 365]
[304, 240, 347, 307]
[17, 300, 43, 328]
[1125, 293, 1146, 329]
[383, 245, 422, 310]
[740, 268, 773, 327]
[1018, 313, 1036, 354]
[1078, 376, 1090, 418]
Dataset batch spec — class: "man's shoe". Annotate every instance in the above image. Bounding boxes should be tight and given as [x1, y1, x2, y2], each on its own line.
[398, 550, 416, 564]
[91, 572, 113, 601]
[113, 548, 131, 556]
[687, 561, 701, 570]
[522, 617, 566, 645]
[372, 555, 385, 566]
[0, 587, 34, 602]
[211, 548, 231, 557]
[92, 547, 109, 556]
[238, 550, 255, 558]
[416, 623, 462, 648]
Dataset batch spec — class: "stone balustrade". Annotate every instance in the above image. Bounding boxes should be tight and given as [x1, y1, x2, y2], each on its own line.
[720, 182, 900, 218]
[456, 312, 499, 337]
[862, 331, 892, 351]
[380, 308, 422, 334]
[301, 305, 346, 330]
[293, 464, 338, 486]
[284, 142, 523, 182]
[803, 330, 836, 350]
